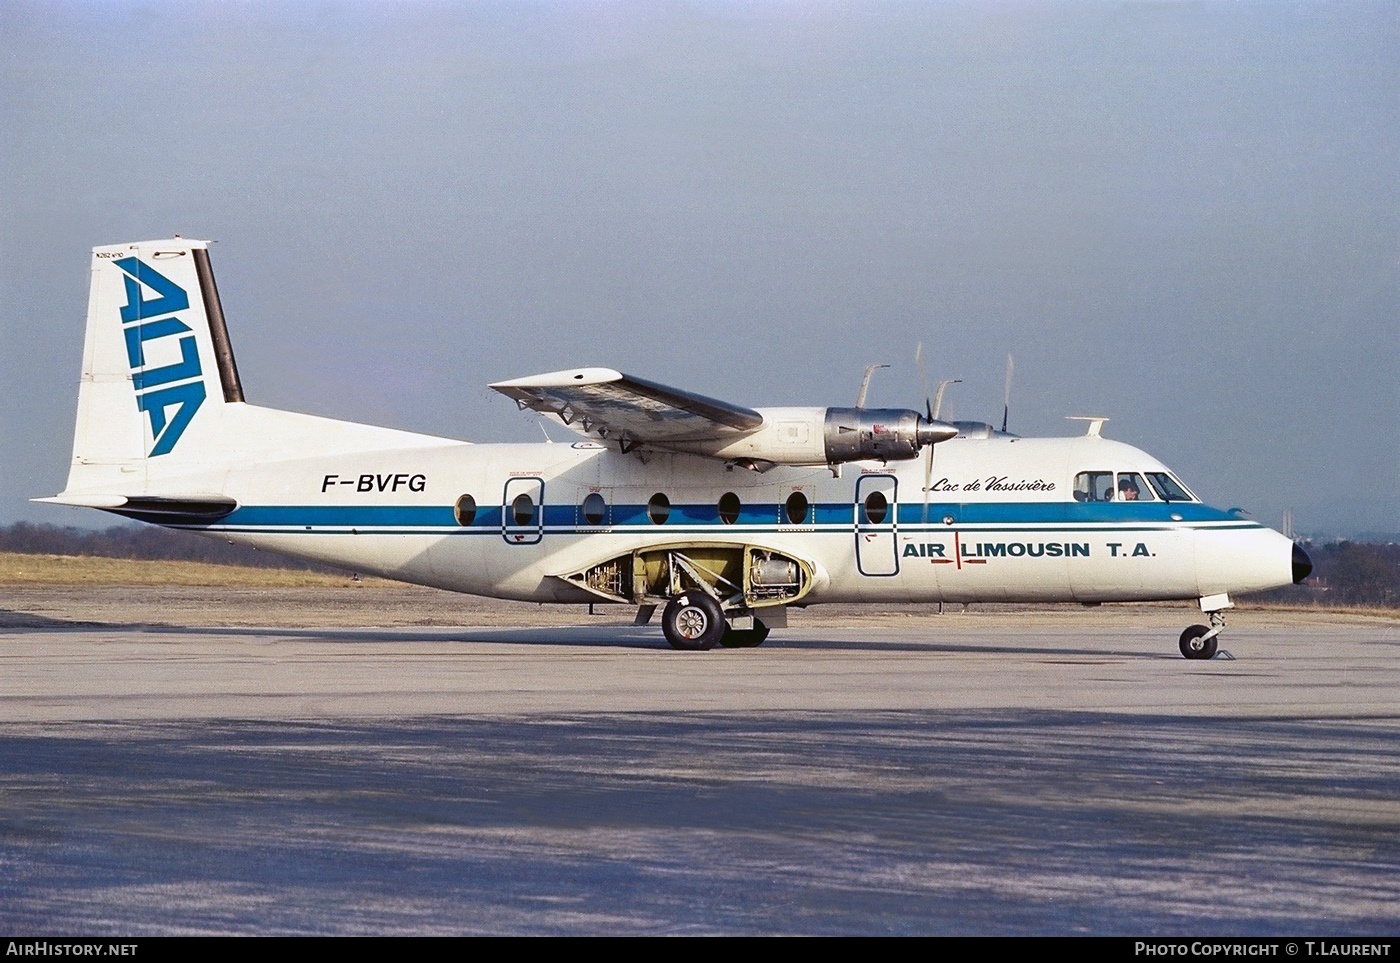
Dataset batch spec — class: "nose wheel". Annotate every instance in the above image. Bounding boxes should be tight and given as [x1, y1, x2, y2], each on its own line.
[1179, 609, 1227, 659]
[1179, 624, 1217, 660]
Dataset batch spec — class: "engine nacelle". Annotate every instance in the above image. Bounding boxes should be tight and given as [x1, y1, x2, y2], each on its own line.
[823, 407, 953, 463]
[668, 406, 956, 468]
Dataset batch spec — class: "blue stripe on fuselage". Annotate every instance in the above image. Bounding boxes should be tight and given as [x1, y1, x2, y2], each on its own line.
[213, 500, 1245, 530]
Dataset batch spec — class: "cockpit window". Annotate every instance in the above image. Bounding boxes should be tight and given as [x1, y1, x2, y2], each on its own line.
[1074, 472, 1115, 502]
[1146, 472, 1196, 502]
[1075, 471, 1163, 502]
[1116, 473, 1151, 501]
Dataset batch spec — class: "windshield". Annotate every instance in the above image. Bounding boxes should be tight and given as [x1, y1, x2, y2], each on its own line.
[1145, 472, 1196, 502]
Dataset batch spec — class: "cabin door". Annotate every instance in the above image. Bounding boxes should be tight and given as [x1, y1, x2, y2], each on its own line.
[502, 477, 544, 545]
[854, 474, 899, 577]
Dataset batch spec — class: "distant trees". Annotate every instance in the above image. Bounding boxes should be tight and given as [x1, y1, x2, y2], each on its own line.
[0, 522, 335, 572]
[1258, 541, 1400, 609]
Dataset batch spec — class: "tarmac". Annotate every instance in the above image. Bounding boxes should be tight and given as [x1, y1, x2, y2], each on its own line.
[1, 585, 1397, 935]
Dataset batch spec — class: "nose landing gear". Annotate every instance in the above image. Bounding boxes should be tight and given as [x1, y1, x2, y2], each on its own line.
[1180, 601, 1230, 659]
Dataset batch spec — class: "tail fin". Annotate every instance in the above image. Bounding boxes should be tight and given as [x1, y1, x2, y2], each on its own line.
[60, 238, 241, 490]
[47, 238, 456, 505]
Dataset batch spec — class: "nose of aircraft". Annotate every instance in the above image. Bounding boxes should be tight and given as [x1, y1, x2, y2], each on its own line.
[1292, 542, 1313, 584]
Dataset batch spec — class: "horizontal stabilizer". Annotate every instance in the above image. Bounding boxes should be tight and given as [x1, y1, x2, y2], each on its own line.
[36, 493, 237, 524]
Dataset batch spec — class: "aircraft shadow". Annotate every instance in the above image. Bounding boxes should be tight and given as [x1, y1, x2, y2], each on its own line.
[10, 615, 1181, 659]
[0, 609, 108, 630]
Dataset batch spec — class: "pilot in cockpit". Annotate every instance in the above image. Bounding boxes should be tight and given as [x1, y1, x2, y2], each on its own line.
[1117, 477, 1140, 501]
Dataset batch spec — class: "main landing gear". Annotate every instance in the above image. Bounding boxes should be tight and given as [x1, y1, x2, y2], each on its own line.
[1179, 596, 1231, 659]
[660, 592, 772, 651]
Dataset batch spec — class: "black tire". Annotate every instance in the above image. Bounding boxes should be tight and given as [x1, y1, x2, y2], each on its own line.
[720, 619, 770, 649]
[1179, 624, 1218, 660]
[662, 592, 726, 651]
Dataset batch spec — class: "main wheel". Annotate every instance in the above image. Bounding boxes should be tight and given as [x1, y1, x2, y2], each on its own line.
[662, 592, 726, 651]
[720, 620, 770, 649]
[1179, 624, 1218, 660]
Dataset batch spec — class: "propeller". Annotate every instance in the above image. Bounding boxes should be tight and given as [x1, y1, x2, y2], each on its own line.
[1001, 352, 1014, 433]
[914, 344, 934, 511]
[915, 343, 961, 521]
[914, 342, 932, 420]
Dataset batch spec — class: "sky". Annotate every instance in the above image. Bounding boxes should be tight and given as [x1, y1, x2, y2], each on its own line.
[2, 0, 1396, 538]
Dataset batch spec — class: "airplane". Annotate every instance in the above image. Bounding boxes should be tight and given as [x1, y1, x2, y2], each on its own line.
[38, 237, 1312, 658]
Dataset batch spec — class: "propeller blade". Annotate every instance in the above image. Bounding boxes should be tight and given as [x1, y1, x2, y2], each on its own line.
[1002, 352, 1014, 433]
[915, 341, 932, 420]
[922, 439, 935, 522]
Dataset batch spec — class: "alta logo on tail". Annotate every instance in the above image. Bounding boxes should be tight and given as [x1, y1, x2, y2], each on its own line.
[113, 257, 205, 455]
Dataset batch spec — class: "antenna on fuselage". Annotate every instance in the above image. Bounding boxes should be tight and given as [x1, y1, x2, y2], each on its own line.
[932, 379, 960, 421]
[1066, 416, 1109, 437]
[856, 363, 888, 409]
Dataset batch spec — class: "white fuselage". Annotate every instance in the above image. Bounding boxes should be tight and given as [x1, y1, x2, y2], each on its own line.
[179, 430, 1294, 607]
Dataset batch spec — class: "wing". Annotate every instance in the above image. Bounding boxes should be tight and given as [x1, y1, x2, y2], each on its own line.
[490, 368, 763, 451]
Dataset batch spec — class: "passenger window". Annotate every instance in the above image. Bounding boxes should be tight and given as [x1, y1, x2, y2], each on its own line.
[511, 493, 535, 526]
[581, 492, 607, 526]
[647, 493, 670, 525]
[784, 491, 809, 525]
[862, 490, 888, 525]
[1074, 472, 1115, 502]
[454, 494, 477, 526]
[718, 492, 741, 525]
